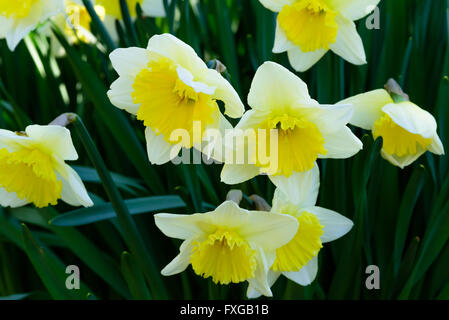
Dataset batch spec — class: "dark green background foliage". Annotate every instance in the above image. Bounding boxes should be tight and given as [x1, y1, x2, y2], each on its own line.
[0, 0, 448, 300]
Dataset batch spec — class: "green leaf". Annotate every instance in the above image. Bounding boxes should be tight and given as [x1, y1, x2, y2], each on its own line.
[50, 196, 186, 227]
[121, 252, 152, 299]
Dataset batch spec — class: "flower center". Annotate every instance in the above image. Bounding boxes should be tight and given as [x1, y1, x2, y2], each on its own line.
[278, 0, 338, 52]
[0, 0, 38, 18]
[373, 114, 433, 157]
[272, 211, 323, 272]
[190, 229, 257, 284]
[255, 114, 327, 176]
[132, 58, 217, 148]
[96, 0, 142, 19]
[0, 147, 62, 208]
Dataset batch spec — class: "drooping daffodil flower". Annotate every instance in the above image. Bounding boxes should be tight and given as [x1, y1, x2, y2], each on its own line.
[221, 61, 362, 185]
[97, 0, 166, 41]
[247, 165, 353, 298]
[258, 0, 381, 71]
[108, 33, 244, 165]
[154, 200, 299, 297]
[0, 125, 93, 208]
[0, 0, 63, 51]
[339, 88, 445, 168]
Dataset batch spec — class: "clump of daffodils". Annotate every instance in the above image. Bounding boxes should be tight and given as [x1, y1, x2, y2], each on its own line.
[154, 200, 299, 296]
[0, 125, 93, 208]
[248, 165, 353, 298]
[221, 61, 362, 185]
[339, 81, 445, 168]
[107, 33, 244, 165]
[0, 0, 63, 51]
[259, 0, 381, 71]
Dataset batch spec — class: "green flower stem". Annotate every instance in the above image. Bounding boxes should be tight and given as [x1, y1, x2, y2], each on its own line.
[120, 0, 140, 47]
[68, 113, 168, 299]
[82, 0, 117, 53]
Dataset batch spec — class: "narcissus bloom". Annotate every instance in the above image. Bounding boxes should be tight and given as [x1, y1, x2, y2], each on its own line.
[259, 0, 381, 71]
[108, 33, 244, 165]
[53, 0, 105, 46]
[155, 201, 298, 296]
[97, 0, 166, 40]
[247, 165, 353, 298]
[339, 89, 445, 168]
[0, 125, 93, 208]
[0, 0, 63, 51]
[221, 62, 362, 184]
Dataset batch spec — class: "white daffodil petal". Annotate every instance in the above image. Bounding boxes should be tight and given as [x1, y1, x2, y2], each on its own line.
[283, 256, 318, 286]
[305, 206, 353, 243]
[382, 102, 437, 139]
[107, 76, 140, 115]
[273, 22, 296, 53]
[161, 240, 194, 276]
[0, 188, 28, 208]
[259, 0, 295, 12]
[0, 129, 33, 151]
[287, 47, 328, 72]
[329, 0, 381, 21]
[330, 14, 366, 65]
[145, 127, 182, 165]
[300, 103, 353, 134]
[220, 163, 260, 185]
[55, 162, 93, 207]
[25, 125, 78, 161]
[240, 211, 299, 252]
[147, 33, 207, 75]
[429, 134, 445, 155]
[248, 61, 312, 112]
[247, 270, 281, 299]
[154, 213, 205, 240]
[141, 0, 166, 17]
[339, 89, 393, 130]
[270, 164, 320, 208]
[380, 148, 425, 169]
[201, 69, 245, 118]
[246, 249, 274, 297]
[321, 126, 363, 159]
[109, 47, 150, 78]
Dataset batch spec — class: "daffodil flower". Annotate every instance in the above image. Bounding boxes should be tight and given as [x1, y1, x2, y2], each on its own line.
[154, 200, 299, 296]
[0, 125, 93, 208]
[52, 0, 105, 46]
[221, 61, 362, 185]
[96, 0, 166, 41]
[339, 89, 445, 168]
[108, 33, 244, 165]
[247, 165, 353, 298]
[0, 0, 63, 51]
[259, 0, 381, 72]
